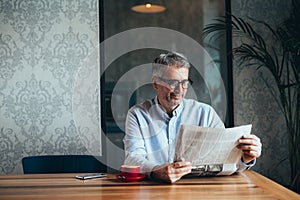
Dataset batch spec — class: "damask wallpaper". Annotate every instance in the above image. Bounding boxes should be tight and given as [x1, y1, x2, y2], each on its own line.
[0, 0, 100, 174]
[232, 0, 291, 186]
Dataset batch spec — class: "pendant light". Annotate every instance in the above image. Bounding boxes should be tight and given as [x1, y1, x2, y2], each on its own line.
[131, 0, 166, 13]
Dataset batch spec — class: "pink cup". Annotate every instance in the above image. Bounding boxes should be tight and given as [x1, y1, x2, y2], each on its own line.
[120, 165, 140, 178]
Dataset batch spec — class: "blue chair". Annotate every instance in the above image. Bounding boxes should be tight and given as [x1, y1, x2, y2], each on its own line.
[22, 155, 107, 174]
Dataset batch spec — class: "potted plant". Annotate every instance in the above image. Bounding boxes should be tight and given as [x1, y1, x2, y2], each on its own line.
[203, 0, 300, 193]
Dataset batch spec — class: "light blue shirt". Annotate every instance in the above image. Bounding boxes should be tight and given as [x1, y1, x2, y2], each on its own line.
[123, 96, 253, 175]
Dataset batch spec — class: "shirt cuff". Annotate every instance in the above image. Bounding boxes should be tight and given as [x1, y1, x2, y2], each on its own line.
[142, 163, 159, 177]
[236, 158, 256, 172]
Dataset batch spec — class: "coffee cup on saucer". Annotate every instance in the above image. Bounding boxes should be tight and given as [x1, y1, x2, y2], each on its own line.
[117, 165, 145, 182]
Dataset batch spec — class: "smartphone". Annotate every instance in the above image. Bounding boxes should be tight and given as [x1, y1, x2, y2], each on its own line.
[75, 173, 107, 180]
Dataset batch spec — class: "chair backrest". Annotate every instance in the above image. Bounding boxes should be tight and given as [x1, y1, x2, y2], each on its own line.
[22, 155, 107, 174]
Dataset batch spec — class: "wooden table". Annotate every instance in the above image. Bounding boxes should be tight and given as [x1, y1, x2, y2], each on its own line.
[0, 171, 299, 200]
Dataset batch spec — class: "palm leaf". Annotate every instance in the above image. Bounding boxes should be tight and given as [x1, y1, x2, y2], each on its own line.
[203, 16, 268, 52]
[231, 15, 267, 50]
[202, 17, 227, 41]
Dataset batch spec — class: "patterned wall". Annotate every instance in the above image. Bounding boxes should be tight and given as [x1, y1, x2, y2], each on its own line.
[0, 0, 100, 174]
[232, 0, 292, 186]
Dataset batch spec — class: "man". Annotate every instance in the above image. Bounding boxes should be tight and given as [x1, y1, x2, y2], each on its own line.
[123, 52, 262, 183]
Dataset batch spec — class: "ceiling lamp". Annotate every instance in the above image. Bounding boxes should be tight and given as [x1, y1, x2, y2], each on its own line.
[131, 0, 166, 13]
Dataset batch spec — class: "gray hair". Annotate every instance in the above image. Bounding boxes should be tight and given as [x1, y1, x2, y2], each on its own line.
[152, 52, 190, 77]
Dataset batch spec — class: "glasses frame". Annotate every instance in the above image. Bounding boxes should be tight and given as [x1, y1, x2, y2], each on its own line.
[156, 77, 193, 89]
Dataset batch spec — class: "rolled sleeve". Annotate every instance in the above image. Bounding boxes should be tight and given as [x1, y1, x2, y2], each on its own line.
[123, 107, 158, 176]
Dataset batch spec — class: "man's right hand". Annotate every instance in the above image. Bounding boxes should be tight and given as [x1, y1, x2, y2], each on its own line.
[151, 161, 192, 183]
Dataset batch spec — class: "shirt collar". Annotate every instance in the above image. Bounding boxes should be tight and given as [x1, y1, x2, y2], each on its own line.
[153, 96, 184, 117]
[173, 100, 184, 117]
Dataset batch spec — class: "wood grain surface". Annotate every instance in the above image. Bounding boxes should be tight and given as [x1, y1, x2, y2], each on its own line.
[0, 171, 299, 200]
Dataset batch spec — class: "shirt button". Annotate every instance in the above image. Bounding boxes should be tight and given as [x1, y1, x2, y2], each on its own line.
[169, 139, 173, 144]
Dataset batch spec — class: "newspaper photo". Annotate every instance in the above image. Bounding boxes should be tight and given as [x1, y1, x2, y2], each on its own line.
[174, 124, 252, 176]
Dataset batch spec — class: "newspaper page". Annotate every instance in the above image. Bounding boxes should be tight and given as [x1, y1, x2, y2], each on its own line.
[174, 124, 252, 176]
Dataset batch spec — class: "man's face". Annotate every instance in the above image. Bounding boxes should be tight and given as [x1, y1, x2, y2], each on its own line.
[153, 65, 189, 114]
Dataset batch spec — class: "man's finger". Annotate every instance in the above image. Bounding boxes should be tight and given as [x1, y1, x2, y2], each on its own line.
[241, 134, 261, 141]
[173, 161, 191, 168]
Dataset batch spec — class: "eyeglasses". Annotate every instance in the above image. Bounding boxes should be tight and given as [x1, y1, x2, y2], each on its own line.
[157, 77, 192, 89]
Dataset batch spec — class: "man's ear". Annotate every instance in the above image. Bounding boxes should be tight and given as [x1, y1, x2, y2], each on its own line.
[152, 77, 158, 90]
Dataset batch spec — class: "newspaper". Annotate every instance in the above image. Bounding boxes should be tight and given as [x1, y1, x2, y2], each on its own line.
[174, 124, 252, 176]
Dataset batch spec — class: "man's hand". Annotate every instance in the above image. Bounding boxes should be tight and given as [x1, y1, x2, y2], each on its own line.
[237, 134, 262, 164]
[151, 161, 192, 183]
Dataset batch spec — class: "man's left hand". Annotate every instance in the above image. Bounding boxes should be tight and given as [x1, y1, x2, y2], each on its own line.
[237, 134, 262, 164]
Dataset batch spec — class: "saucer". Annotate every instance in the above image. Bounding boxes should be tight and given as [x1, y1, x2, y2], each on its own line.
[116, 174, 146, 182]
